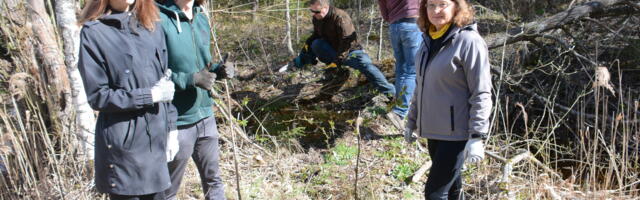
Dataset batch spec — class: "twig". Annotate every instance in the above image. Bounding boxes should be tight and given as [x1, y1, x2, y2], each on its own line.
[491, 150, 563, 186]
[213, 101, 272, 156]
[224, 80, 242, 200]
[353, 113, 362, 200]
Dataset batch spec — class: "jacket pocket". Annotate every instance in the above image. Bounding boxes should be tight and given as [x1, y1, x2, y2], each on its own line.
[121, 120, 134, 150]
[104, 114, 135, 152]
[450, 106, 455, 132]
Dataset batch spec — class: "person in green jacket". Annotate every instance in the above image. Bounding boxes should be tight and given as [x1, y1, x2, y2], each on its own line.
[156, 0, 234, 199]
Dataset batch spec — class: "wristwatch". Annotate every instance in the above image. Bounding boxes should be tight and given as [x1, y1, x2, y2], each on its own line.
[470, 133, 488, 140]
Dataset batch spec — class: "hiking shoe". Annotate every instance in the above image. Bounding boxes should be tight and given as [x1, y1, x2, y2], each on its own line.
[386, 112, 405, 131]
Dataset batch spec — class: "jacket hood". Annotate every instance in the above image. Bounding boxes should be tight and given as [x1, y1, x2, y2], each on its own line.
[156, 0, 204, 19]
[156, 0, 205, 33]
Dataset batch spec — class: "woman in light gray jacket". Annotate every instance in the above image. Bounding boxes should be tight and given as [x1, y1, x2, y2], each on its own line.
[404, 0, 492, 199]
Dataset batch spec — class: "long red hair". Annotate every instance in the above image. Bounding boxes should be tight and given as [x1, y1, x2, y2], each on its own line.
[78, 0, 159, 30]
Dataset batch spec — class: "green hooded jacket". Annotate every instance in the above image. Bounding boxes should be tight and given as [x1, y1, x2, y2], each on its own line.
[157, 0, 219, 126]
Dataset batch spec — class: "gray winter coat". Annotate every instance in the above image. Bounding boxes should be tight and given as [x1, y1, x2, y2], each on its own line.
[406, 23, 493, 141]
[78, 12, 177, 195]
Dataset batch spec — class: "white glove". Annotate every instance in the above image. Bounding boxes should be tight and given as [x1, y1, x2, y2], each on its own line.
[464, 138, 485, 163]
[404, 128, 416, 144]
[166, 129, 179, 162]
[151, 69, 175, 103]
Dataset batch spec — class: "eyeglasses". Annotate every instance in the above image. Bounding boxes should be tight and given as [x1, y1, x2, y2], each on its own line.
[309, 9, 321, 14]
[425, 2, 452, 11]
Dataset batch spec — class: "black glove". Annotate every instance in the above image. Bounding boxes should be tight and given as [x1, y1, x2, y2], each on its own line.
[214, 61, 235, 79]
[193, 67, 216, 90]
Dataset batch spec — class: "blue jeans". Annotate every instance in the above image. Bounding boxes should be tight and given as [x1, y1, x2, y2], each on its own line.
[389, 21, 422, 117]
[295, 39, 396, 96]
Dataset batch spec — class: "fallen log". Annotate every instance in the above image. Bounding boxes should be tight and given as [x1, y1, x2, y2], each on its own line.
[486, 0, 632, 49]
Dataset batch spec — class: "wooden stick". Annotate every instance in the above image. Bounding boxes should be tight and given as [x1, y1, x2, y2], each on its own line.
[353, 113, 362, 200]
[410, 160, 432, 183]
[224, 80, 242, 200]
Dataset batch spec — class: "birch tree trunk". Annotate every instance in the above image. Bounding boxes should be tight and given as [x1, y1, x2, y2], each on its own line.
[377, 19, 383, 60]
[253, 0, 259, 21]
[28, 0, 73, 136]
[285, 0, 294, 56]
[55, 0, 95, 160]
[295, 0, 300, 41]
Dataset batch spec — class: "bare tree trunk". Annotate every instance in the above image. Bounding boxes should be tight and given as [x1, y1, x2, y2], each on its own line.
[377, 19, 383, 60]
[365, 5, 375, 49]
[285, 0, 294, 56]
[295, 0, 300, 41]
[28, 0, 73, 135]
[253, 0, 259, 21]
[55, 0, 95, 160]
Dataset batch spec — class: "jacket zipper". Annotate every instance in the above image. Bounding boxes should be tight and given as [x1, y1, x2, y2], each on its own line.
[187, 13, 207, 108]
[418, 31, 457, 134]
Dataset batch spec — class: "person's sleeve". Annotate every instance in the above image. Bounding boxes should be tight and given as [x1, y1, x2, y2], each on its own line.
[78, 28, 153, 113]
[335, 15, 357, 64]
[170, 71, 195, 91]
[378, 0, 390, 22]
[405, 89, 419, 131]
[462, 34, 493, 136]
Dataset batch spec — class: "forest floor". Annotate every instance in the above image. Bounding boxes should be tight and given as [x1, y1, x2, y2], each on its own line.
[165, 6, 640, 200]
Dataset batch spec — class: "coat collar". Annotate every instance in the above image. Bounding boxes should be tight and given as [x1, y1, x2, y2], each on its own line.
[421, 23, 478, 47]
[99, 11, 138, 33]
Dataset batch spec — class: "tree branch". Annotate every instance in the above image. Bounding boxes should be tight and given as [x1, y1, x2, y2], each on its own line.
[487, 0, 632, 49]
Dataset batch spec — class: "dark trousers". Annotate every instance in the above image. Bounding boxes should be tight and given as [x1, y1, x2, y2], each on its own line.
[297, 39, 396, 96]
[425, 139, 467, 200]
[165, 116, 225, 200]
[109, 192, 165, 200]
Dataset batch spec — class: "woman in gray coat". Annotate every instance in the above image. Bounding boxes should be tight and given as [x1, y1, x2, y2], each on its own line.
[78, 0, 178, 199]
[404, 0, 492, 199]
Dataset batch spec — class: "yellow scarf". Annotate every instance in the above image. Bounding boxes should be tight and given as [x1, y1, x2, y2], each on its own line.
[428, 23, 452, 39]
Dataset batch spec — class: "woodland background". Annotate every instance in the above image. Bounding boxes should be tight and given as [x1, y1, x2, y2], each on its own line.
[0, 0, 639, 199]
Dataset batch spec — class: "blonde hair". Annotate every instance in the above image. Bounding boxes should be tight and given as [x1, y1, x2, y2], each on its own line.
[418, 0, 475, 32]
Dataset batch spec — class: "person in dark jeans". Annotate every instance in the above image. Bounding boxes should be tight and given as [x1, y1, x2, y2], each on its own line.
[285, 0, 396, 97]
[404, 0, 493, 199]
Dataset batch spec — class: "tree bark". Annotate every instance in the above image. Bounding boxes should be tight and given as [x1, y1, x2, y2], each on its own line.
[55, 0, 96, 160]
[28, 0, 73, 135]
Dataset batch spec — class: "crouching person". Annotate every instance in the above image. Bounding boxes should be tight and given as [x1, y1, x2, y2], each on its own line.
[285, 0, 396, 97]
